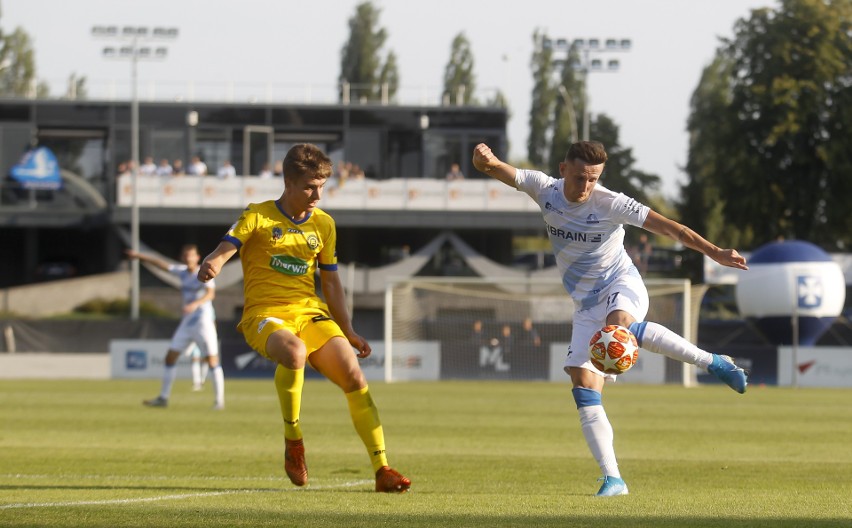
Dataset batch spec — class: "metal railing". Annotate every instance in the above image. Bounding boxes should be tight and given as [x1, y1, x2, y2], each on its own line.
[9, 78, 504, 108]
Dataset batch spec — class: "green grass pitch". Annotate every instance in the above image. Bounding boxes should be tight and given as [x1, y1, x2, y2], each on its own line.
[1, 379, 851, 527]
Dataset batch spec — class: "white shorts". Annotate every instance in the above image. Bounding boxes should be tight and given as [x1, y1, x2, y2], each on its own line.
[563, 273, 649, 379]
[169, 313, 219, 358]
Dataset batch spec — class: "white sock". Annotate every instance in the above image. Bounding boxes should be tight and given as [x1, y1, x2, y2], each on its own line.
[160, 365, 177, 399]
[578, 405, 620, 478]
[200, 362, 210, 384]
[631, 321, 713, 369]
[191, 361, 202, 387]
[211, 365, 225, 406]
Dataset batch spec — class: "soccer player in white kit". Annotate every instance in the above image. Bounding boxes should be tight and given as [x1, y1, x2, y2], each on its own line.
[126, 245, 225, 410]
[472, 141, 749, 496]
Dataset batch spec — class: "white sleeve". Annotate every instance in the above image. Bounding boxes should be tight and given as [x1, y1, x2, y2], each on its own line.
[611, 193, 650, 228]
[167, 263, 187, 276]
[515, 169, 554, 199]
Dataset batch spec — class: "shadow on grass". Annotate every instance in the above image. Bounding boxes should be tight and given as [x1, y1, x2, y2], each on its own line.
[225, 512, 852, 528]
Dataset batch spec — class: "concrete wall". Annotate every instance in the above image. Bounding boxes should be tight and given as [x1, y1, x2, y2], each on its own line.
[0, 271, 130, 317]
[0, 353, 109, 379]
[0, 270, 249, 321]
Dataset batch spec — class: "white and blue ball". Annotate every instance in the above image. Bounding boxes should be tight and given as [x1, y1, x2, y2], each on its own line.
[735, 240, 845, 345]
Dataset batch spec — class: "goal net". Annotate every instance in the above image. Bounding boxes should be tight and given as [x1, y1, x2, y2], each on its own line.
[383, 276, 698, 385]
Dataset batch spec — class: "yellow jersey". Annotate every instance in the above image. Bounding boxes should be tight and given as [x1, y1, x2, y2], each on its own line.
[223, 200, 338, 318]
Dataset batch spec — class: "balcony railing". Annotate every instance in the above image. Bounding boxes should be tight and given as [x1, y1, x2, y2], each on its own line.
[115, 174, 539, 212]
[15, 78, 504, 108]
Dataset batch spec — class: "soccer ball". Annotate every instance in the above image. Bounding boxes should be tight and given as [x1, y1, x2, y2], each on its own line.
[588, 325, 639, 375]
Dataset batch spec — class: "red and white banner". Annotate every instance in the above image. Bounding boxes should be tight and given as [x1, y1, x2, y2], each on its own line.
[777, 346, 852, 387]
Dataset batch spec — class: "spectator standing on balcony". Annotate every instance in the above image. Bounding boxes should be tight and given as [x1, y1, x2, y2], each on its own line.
[156, 158, 173, 178]
[172, 159, 186, 176]
[259, 162, 274, 179]
[445, 162, 465, 181]
[117, 161, 131, 178]
[332, 161, 350, 189]
[217, 160, 237, 179]
[472, 140, 749, 497]
[196, 143, 411, 493]
[188, 156, 208, 176]
[350, 163, 366, 180]
[139, 156, 157, 176]
[126, 244, 225, 410]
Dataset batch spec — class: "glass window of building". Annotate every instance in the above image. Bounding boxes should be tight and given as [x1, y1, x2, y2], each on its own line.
[37, 129, 107, 191]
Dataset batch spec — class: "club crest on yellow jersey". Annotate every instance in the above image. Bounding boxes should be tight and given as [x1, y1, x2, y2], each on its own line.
[305, 233, 319, 250]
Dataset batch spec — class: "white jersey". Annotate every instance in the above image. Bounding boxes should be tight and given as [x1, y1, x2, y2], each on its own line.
[168, 264, 215, 322]
[515, 169, 650, 310]
[167, 264, 218, 357]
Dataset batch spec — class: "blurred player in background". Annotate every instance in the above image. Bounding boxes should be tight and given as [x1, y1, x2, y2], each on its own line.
[197, 144, 411, 493]
[472, 141, 748, 496]
[189, 344, 209, 391]
[126, 245, 225, 410]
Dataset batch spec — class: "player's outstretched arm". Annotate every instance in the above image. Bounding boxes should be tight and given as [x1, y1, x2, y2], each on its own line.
[197, 241, 238, 282]
[642, 210, 748, 270]
[184, 284, 215, 314]
[124, 249, 170, 271]
[319, 269, 372, 358]
[472, 143, 518, 189]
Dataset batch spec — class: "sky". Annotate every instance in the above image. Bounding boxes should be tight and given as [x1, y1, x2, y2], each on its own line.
[2, 0, 775, 199]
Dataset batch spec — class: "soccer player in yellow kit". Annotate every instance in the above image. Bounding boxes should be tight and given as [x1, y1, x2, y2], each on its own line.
[197, 144, 410, 493]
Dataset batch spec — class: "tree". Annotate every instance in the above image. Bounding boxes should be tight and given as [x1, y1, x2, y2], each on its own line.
[339, 1, 398, 103]
[378, 50, 399, 101]
[681, 56, 754, 250]
[591, 114, 661, 207]
[0, 4, 39, 98]
[548, 43, 585, 173]
[442, 32, 476, 106]
[527, 29, 556, 168]
[66, 72, 88, 100]
[681, 0, 852, 250]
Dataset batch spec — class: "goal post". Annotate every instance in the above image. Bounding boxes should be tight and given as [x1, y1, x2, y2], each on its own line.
[383, 276, 698, 385]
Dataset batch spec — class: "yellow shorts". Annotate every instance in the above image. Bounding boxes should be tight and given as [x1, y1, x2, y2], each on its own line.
[238, 303, 345, 360]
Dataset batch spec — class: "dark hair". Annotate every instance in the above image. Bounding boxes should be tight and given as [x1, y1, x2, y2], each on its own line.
[180, 244, 198, 253]
[565, 141, 608, 165]
[282, 144, 333, 181]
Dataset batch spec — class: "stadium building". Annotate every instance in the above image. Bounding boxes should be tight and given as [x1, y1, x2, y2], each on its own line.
[0, 98, 541, 288]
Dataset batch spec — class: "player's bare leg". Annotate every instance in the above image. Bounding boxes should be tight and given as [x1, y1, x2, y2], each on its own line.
[310, 337, 411, 493]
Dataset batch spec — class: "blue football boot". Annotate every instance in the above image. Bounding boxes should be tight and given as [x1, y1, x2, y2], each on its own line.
[708, 354, 748, 394]
[596, 476, 629, 497]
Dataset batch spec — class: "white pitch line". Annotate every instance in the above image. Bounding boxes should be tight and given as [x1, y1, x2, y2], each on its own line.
[0, 479, 372, 510]
[0, 473, 296, 483]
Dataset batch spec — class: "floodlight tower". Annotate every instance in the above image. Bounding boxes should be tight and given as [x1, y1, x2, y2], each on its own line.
[92, 25, 178, 320]
[549, 37, 631, 141]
